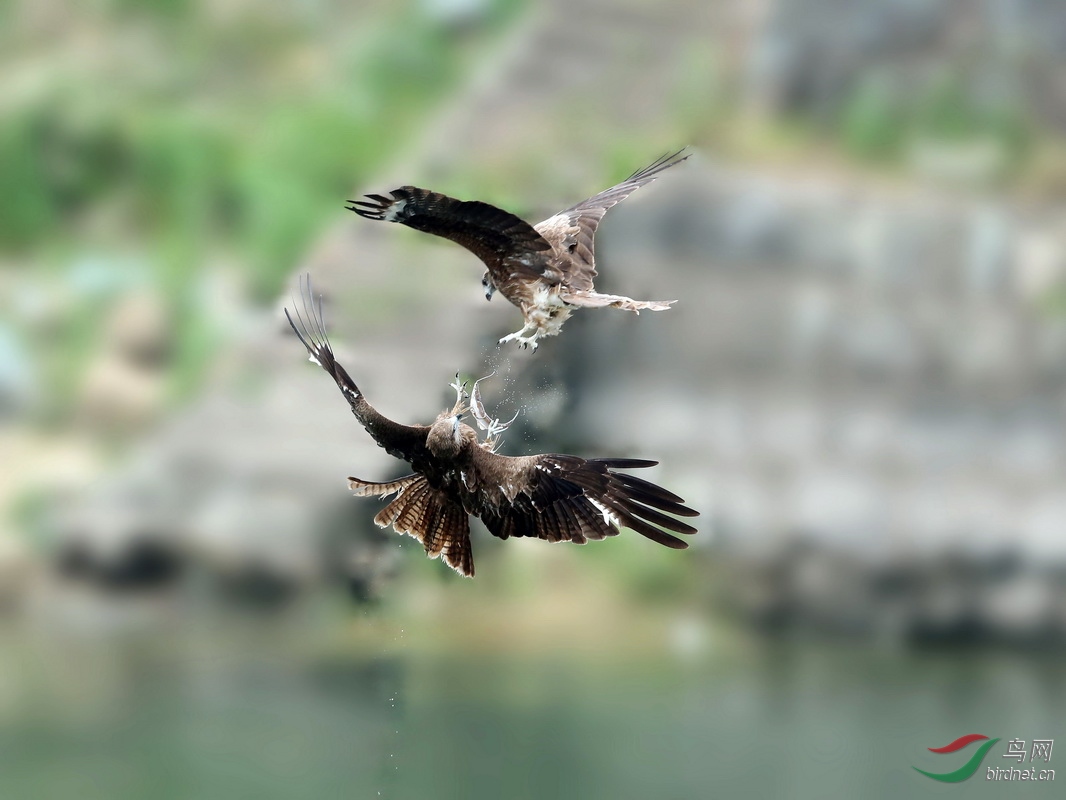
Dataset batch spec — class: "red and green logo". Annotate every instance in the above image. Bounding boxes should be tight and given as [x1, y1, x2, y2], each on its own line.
[913, 734, 1000, 782]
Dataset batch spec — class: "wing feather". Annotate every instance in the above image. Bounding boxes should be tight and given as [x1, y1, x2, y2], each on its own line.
[535, 149, 689, 291]
[553, 501, 589, 544]
[613, 470, 688, 504]
[347, 186, 552, 281]
[285, 276, 431, 465]
[470, 450, 697, 549]
[568, 497, 614, 541]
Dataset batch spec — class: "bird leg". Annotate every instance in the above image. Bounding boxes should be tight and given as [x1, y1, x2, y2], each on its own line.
[484, 412, 519, 446]
[448, 373, 469, 417]
[469, 372, 495, 432]
[498, 324, 541, 351]
[469, 372, 519, 452]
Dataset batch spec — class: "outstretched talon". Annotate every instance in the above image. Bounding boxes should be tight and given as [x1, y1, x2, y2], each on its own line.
[486, 413, 519, 440]
[498, 329, 540, 351]
[468, 371, 520, 452]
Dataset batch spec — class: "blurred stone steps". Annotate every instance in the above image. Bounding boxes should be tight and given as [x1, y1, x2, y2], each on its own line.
[48, 0, 728, 600]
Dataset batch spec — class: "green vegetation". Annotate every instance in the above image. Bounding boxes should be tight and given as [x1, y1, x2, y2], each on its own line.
[1, 0, 526, 425]
[841, 73, 904, 162]
[838, 63, 1034, 173]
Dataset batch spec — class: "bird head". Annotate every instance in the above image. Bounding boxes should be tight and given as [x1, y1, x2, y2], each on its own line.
[428, 374, 473, 458]
[481, 272, 496, 301]
[428, 409, 473, 458]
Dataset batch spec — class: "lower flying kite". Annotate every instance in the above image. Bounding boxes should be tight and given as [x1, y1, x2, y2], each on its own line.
[285, 278, 698, 576]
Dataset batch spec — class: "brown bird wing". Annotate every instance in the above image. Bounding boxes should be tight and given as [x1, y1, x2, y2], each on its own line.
[535, 149, 689, 292]
[470, 450, 698, 548]
[349, 473, 474, 577]
[347, 186, 553, 282]
[284, 276, 432, 466]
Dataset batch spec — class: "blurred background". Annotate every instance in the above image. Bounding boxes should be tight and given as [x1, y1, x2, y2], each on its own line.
[3, 0, 1066, 796]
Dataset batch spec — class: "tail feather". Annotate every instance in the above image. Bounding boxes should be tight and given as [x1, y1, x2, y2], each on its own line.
[350, 473, 475, 577]
[382, 479, 432, 532]
[561, 290, 674, 312]
[348, 473, 421, 497]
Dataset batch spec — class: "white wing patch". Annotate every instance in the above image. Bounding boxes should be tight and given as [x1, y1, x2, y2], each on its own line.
[588, 497, 621, 529]
[384, 198, 408, 222]
[534, 213, 570, 238]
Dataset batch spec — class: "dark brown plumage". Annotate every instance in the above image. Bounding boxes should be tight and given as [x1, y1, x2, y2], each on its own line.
[285, 278, 698, 577]
[347, 149, 689, 350]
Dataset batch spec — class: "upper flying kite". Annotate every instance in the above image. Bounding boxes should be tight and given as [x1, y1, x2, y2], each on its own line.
[347, 149, 689, 350]
[285, 278, 698, 576]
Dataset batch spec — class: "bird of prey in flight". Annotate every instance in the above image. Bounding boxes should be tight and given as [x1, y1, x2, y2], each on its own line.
[348, 149, 689, 351]
[285, 278, 698, 576]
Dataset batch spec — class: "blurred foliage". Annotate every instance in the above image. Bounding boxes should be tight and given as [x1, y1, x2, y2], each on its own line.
[840, 73, 904, 163]
[1, 2, 523, 287]
[913, 69, 1031, 159]
[570, 535, 702, 605]
[837, 62, 1034, 174]
[0, 109, 59, 248]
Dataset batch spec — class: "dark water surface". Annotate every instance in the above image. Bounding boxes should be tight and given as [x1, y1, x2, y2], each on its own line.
[0, 616, 1062, 799]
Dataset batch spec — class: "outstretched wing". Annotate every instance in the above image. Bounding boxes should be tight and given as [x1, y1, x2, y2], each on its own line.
[535, 149, 689, 291]
[347, 186, 553, 280]
[469, 450, 698, 548]
[284, 275, 431, 465]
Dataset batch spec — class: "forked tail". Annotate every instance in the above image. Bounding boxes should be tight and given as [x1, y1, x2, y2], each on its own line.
[349, 473, 475, 577]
